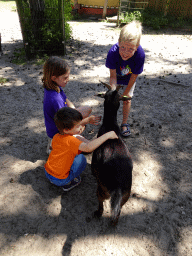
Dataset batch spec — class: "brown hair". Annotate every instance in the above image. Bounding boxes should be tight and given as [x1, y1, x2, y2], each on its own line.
[54, 107, 83, 134]
[42, 56, 70, 93]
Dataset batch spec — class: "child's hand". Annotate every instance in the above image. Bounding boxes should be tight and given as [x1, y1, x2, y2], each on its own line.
[122, 92, 132, 104]
[89, 115, 102, 125]
[107, 131, 118, 139]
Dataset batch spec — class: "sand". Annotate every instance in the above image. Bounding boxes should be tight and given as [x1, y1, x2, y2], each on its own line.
[0, 9, 192, 256]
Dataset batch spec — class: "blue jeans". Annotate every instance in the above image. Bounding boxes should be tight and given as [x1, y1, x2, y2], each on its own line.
[44, 154, 87, 186]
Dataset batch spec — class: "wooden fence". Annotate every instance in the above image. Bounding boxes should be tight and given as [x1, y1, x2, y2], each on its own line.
[146, 0, 192, 17]
[74, 0, 192, 18]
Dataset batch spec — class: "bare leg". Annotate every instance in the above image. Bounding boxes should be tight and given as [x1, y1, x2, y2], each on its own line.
[121, 101, 131, 132]
[77, 105, 92, 119]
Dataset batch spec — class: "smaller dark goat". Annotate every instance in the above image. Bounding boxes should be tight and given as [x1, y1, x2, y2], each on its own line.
[91, 83, 133, 225]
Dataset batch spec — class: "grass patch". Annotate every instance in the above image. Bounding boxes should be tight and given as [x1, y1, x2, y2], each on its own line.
[0, 77, 9, 84]
[32, 55, 49, 65]
[0, 0, 17, 12]
[11, 48, 27, 65]
[12, 47, 49, 66]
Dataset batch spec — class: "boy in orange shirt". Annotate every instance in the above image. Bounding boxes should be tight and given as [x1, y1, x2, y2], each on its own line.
[44, 107, 118, 191]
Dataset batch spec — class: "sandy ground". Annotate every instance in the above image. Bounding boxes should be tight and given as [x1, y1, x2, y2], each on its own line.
[0, 9, 192, 256]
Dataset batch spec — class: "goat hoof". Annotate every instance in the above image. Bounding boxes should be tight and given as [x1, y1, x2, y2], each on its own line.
[93, 210, 102, 219]
[111, 219, 118, 226]
[86, 216, 92, 223]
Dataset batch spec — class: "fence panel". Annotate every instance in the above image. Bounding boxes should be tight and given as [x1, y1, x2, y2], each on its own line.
[134, 0, 149, 9]
[148, 0, 167, 12]
[147, 0, 192, 17]
[167, 0, 192, 18]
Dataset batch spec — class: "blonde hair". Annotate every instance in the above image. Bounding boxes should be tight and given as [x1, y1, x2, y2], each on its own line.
[42, 56, 70, 93]
[119, 20, 142, 46]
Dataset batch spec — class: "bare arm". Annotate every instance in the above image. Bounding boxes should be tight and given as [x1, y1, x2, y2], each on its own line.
[123, 73, 138, 96]
[66, 98, 75, 108]
[109, 69, 117, 90]
[79, 131, 118, 152]
[80, 115, 101, 126]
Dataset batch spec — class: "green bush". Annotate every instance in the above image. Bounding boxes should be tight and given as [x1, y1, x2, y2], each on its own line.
[16, 0, 72, 57]
[122, 11, 143, 23]
[121, 7, 191, 30]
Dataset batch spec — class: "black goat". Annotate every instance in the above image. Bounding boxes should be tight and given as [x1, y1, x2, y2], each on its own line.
[91, 83, 133, 225]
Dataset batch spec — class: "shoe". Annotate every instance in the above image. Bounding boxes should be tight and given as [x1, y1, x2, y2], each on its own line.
[120, 124, 131, 137]
[62, 176, 81, 192]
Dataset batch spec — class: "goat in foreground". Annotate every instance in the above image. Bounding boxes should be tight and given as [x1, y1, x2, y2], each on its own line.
[91, 82, 133, 225]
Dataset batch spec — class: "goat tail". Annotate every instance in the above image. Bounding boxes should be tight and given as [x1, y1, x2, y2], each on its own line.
[110, 188, 122, 224]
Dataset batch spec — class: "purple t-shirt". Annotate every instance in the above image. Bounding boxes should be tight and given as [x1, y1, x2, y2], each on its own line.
[105, 43, 145, 85]
[43, 87, 67, 138]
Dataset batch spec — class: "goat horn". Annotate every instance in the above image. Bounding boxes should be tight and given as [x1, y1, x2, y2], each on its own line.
[116, 85, 123, 91]
[99, 81, 111, 90]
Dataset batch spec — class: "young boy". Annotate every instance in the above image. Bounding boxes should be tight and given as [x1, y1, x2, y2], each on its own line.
[44, 107, 118, 191]
[105, 20, 145, 136]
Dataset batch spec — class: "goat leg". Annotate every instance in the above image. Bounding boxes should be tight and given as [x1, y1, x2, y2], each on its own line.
[94, 184, 110, 218]
[121, 189, 131, 207]
[111, 212, 120, 226]
[111, 189, 131, 226]
[94, 186, 104, 218]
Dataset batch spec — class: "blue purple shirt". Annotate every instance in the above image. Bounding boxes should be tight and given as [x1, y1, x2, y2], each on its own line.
[105, 43, 145, 85]
[43, 87, 67, 138]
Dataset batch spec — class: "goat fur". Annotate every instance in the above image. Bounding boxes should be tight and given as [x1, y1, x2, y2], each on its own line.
[91, 88, 133, 225]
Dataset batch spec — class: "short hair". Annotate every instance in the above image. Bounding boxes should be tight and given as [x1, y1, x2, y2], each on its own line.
[54, 107, 83, 134]
[119, 20, 142, 46]
[42, 56, 70, 93]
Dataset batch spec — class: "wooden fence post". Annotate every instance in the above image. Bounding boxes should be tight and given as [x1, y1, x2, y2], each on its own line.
[0, 33, 1, 52]
[103, 0, 108, 19]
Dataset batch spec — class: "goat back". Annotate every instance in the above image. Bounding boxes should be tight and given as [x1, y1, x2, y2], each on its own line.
[91, 136, 132, 193]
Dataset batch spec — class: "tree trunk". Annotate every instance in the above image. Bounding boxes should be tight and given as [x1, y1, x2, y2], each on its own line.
[15, 0, 31, 57]
[28, 0, 45, 42]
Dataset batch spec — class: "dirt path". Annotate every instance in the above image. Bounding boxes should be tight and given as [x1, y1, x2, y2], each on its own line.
[0, 10, 192, 256]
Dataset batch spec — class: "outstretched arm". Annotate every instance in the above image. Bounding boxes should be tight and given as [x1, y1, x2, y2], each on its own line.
[79, 131, 118, 152]
[110, 69, 117, 90]
[123, 73, 138, 97]
[81, 115, 101, 126]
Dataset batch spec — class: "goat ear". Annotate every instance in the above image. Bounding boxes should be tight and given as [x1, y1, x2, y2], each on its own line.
[96, 92, 105, 98]
[119, 95, 132, 101]
[99, 81, 111, 90]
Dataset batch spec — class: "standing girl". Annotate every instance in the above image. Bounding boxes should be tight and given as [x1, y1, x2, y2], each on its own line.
[43, 56, 100, 154]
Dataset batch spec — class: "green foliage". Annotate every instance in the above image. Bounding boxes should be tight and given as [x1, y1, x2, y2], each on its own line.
[122, 11, 143, 23]
[0, 0, 17, 11]
[0, 77, 9, 84]
[11, 47, 49, 65]
[12, 48, 27, 65]
[120, 7, 191, 30]
[142, 7, 168, 29]
[16, 0, 72, 57]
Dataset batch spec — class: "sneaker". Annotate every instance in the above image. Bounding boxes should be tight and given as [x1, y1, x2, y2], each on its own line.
[62, 176, 81, 192]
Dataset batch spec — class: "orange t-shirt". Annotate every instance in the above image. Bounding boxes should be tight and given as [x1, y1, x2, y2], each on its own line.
[45, 134, 82, 179]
